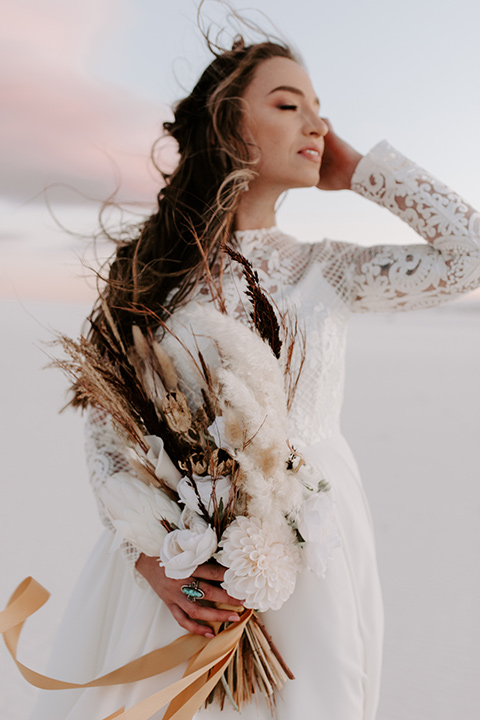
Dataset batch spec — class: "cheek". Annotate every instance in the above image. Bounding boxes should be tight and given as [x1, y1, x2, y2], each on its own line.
[243, 113, 282, 154]
[255, 127, 288, 167]
[240, 115, 264, 162]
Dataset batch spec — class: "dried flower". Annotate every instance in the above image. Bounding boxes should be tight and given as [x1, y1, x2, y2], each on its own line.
[162, 391, 192, 434]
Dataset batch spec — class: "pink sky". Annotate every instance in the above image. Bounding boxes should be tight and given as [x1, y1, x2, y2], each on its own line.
[0, 0, 176, 302]
[0, 0, 176, 203]
[1, 0, 479, 305]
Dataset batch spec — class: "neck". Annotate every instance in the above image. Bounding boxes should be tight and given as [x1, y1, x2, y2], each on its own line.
[234, 181, 282, 231]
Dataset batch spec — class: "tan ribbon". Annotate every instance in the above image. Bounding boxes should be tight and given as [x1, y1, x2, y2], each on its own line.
[1, 577, 253, 720]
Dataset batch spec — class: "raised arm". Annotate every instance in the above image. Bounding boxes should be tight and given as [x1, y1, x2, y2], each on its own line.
[317, 121, 480, 312]
[345, 141, 480, 312]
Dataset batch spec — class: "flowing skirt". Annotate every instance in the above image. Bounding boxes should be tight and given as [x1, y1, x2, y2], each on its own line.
[30, 434, 384, 720]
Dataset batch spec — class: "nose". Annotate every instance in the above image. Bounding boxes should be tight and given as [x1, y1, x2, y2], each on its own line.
[303, 114, 329, 138]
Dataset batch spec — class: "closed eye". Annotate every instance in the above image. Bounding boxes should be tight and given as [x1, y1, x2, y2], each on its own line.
[279, 104, 298, 110]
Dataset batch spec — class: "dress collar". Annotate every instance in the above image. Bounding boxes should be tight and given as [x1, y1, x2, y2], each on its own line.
[234, 226, 290, 253]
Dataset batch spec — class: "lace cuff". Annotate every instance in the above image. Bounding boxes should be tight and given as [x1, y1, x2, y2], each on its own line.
[84, 404, 145, 584]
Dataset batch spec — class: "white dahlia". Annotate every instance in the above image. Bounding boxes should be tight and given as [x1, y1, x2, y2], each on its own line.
[217, 516, 300, 612]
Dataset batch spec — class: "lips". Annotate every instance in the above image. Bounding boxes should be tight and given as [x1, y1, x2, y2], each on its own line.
[298, 147, 322, 163]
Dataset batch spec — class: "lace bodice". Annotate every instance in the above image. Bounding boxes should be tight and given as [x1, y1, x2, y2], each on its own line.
[209, 141, 480, 445]
[84, 140, 480, 569]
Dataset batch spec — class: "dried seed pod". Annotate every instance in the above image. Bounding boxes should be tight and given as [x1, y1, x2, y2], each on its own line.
[162, 391, 192, 434]
[209, 449, 235, 477]
[189, 453, 209, 475]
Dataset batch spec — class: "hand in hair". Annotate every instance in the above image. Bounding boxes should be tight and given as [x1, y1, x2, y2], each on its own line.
[136, 554, 244, 638]
[317, 119, 363, 191]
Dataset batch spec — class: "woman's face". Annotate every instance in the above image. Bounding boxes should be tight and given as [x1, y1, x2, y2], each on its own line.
[241, 57, 328, 194]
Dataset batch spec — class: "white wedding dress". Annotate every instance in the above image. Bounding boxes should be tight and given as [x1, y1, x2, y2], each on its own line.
[30, 141, 480, 720]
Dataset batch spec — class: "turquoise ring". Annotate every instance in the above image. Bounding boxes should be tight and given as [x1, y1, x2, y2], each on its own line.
[181, 579, 205, 602]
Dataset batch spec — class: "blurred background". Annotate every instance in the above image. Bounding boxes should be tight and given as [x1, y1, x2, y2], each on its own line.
[2, 0, 480, 303]
[1, 1, 479, 719]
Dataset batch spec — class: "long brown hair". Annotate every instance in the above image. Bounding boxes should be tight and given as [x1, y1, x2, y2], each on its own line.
[88, 35, 297, 351]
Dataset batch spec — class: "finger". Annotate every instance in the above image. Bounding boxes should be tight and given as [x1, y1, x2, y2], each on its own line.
[197, 581, 244, 607]
[193, 562, 226, 583]
[179, 597, 242, 624]
[170, 604, 214, 638]
[321, 116, 333, 132]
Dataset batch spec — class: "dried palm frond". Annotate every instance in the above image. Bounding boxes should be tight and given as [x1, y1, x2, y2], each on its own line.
[223, 246, 282, 360]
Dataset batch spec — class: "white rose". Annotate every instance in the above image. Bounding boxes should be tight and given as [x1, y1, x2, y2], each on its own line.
[160, 513, 218, 579]
[177, 474, 231, 517]
[145, 435, 182, 490]
[297, 492, 342, 578]
[101, 472, 182, 557]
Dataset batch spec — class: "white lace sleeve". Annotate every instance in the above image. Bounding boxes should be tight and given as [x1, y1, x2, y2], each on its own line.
[346, 140, 480, 312]
[84, 404, 143, 577]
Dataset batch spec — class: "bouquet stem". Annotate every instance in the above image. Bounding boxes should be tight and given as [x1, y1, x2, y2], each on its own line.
[207, 611, 294, 714]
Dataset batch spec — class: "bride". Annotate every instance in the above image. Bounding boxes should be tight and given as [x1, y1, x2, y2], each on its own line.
[28, 14, 480, 720]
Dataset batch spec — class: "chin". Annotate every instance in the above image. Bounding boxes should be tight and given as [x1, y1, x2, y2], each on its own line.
[289, 175, 320, 190]
[296, 168, 321, 188]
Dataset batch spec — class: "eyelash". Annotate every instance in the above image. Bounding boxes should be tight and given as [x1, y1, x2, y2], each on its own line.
[279, 104, 297, 111]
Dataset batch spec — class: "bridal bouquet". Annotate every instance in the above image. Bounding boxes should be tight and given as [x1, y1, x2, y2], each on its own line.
[54, 249, 341, 712]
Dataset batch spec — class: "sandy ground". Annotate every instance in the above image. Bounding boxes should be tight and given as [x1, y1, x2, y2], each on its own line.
[0, 297, 479, 720]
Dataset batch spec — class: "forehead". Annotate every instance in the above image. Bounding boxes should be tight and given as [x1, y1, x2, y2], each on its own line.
[244, 57, 317, 101]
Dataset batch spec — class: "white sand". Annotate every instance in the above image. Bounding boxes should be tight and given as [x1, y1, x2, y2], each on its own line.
[1, 298, 479, 720]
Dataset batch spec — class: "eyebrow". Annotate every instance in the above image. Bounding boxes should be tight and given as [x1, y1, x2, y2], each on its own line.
[267, 85, 320, 107]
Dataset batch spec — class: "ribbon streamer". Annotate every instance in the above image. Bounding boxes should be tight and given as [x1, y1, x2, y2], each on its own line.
[1, 577, 253, 720]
